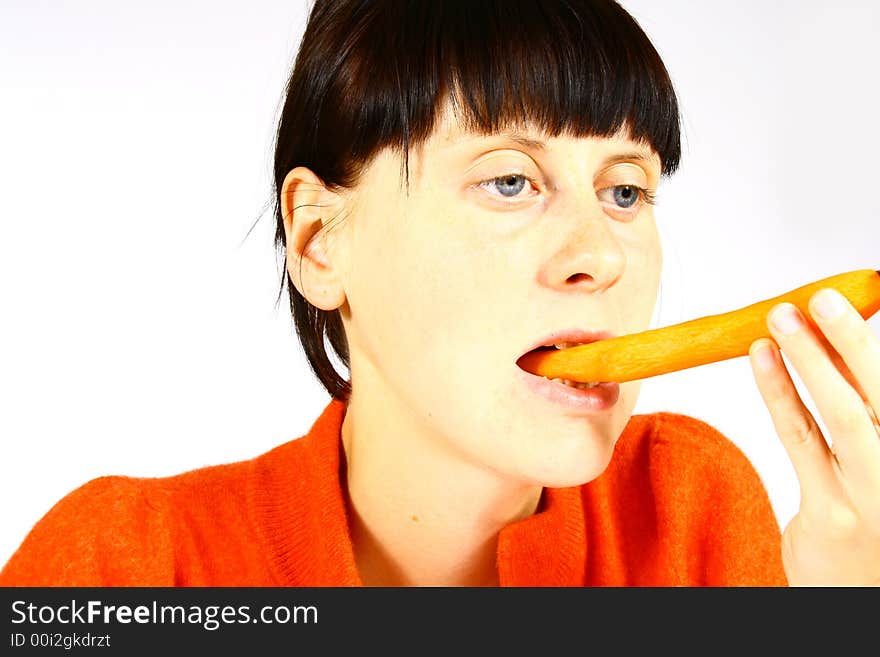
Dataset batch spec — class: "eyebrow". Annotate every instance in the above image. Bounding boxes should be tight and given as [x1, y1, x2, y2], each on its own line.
[477, 131, 659, 168]
[600, 151, 659, 167]
[499, 132, 547, 151]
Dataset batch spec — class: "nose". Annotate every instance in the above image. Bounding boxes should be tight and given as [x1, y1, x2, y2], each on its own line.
[537, 207, 626, 293]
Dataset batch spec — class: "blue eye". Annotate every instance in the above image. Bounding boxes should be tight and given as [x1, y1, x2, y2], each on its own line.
[614, 185, 639, 208]
[479, 173, 535, 199]
[599, 185, 657, 210]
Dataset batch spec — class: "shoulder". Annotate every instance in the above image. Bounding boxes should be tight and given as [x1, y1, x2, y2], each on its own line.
[610, 410, 780, 526]
[0, 440, 304, 586]
[591, 410, 787, 585]
[0, 474, 171, 585]
[612, 411, 766, 491]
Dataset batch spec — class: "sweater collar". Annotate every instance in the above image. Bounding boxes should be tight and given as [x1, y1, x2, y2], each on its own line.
[252, 398, 587, 586]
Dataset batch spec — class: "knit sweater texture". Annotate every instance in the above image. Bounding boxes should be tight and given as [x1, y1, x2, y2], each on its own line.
[0, 399, 788, 586]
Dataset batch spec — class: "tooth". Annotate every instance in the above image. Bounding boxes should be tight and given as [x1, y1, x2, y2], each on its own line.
[569, 381, 602, 389]
[542, 377, 602, 389]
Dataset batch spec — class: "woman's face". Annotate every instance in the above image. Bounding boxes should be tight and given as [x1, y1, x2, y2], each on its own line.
[334, 101, 663, 488]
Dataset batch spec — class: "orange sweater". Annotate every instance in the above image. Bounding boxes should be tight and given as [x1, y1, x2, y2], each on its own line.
[0, 399, 788, 586]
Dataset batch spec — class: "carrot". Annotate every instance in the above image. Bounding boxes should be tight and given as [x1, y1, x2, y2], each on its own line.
[517, 268, 880, 384]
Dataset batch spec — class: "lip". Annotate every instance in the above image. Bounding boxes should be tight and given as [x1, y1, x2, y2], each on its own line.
[516, 369, 621, 412]
[517, 328, 618, 360]
[515, 328, 620, 413]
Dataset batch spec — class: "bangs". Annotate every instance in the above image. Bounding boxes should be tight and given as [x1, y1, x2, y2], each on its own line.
[446, 2, 679, 162]
[315, 0, 681, 188]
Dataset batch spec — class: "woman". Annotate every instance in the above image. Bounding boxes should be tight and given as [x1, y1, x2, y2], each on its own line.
[2, 0, 878, 586]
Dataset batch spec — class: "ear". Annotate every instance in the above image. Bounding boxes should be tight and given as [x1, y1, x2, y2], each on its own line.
[280, 166, 347, 311]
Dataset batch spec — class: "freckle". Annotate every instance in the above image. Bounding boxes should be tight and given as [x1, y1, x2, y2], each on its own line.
[411, 515, 419, 522]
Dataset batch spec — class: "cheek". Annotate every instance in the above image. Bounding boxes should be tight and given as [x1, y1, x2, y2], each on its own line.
[617, 221, 662, 328]
[346, 207, 479, 371]
[642, 229, 663, 321]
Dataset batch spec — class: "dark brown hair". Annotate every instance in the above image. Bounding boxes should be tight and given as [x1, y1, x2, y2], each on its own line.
[272, 0, 682, 401]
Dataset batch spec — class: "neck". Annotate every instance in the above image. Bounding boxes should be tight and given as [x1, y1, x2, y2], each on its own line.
[340, 382, 543, 587]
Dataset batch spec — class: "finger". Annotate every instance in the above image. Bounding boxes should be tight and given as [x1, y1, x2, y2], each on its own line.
[748, 337, 841, 503]
[767, 302, 880, 498]
[808, 288, 880, 412]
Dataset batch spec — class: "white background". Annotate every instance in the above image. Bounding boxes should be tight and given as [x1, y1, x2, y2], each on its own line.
[2, 0, 879, 567]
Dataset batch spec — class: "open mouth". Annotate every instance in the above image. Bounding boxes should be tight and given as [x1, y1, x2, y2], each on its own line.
[522, 345, 603, 389]
[515, 330, 620, 410]
[516, 331, 615, 388]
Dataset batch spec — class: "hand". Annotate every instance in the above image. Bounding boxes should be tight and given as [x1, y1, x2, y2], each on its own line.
[748, 287, 880, 586]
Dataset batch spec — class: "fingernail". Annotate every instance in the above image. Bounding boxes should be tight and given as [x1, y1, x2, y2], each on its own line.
[753, 341, 776, 372]
[771, 304, 803, 335]
[812, 288, 847, 321]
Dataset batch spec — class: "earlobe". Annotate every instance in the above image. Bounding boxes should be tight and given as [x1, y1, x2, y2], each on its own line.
[280, 167, 348, 311]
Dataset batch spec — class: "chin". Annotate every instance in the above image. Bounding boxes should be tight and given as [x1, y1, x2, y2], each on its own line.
[526, 433, 618, 489]
[544, 456, 614, 488]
